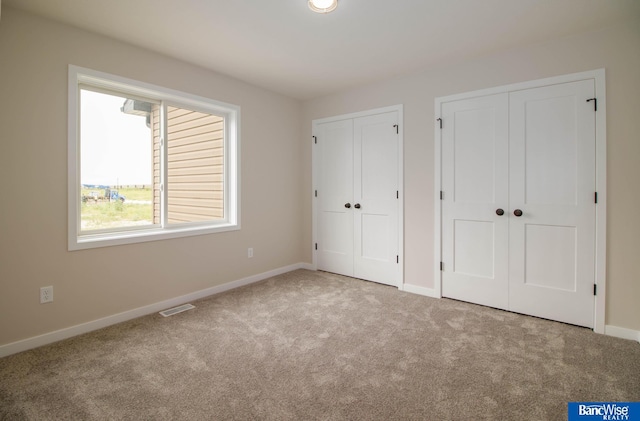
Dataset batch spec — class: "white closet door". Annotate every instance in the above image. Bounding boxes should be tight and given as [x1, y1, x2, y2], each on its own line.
[353, 112, 399, 286]
[316, 119, 354, 276]
[441, 94, 510, 309]
[315, 110, 401, 286]
[508, 80, 596, 328]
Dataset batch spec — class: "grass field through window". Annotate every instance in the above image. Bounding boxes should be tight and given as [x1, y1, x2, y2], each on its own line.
[81, 187, 153, 230]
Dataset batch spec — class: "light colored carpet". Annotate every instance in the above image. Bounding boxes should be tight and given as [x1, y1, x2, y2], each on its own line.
[1, 269, 639, 420]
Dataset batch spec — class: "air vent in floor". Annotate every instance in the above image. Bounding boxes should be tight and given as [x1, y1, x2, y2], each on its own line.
[159, 304, 195, 317]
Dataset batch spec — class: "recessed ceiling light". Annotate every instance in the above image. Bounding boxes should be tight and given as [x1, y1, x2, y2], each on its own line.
[308, 0, 338, 14]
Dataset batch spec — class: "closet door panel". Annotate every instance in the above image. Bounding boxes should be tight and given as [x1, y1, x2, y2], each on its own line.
[441, 94, 509, 310]
[316, 119, 355, 276]
[508, 80, 596, 328]
[353, 112, 399, 285]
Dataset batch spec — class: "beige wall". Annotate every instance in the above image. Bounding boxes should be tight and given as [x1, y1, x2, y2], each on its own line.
[0, 8, 305, 346]
[302, 18, 640, 331]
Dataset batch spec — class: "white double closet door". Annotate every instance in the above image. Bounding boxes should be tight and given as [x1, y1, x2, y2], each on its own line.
[441, 79, 596, 327]
[314, 111, 400, 286]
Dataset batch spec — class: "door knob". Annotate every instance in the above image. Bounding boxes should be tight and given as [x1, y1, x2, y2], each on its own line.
[345, 203, 351, 209]
[496, 208, 505, 216]
[354, 203, 361, 209]
[514, 209, 523, 217]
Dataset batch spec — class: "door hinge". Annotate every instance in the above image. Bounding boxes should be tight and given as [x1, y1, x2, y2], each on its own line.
[315, 190, 318, 197]
[440, 191, 444, 200]
[393, 124, 399, 134]
[594, 192, 598, 204]
[313, 135, 317, 144]
[436, 118, 443, 129]
[593, 284, 597, 296]
[396, 190, 399, 199]
[440, 262, 444, 271]
[396, 255, 399, 264]
[587, 98, 597, 112]
[315, 243, 318, 250]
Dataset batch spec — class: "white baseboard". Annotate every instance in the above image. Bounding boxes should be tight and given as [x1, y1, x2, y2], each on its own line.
[0, 263, 311, 358]
[605, 325, 640, 343]
[400, 283, 440, 298]
[299, 262, 315, 271]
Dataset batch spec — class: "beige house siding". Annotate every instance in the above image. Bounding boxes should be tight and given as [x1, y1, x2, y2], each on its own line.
[152, 105, 224, 224]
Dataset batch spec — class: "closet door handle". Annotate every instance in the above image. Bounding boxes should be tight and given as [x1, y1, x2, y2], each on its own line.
[513, 209, 523, 217]
[354, 203, 361, 209]
[344, 203, 351, 209]
[496, 208, 505, 216]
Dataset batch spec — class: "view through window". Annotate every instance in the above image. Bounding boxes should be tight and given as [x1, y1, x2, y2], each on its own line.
[80, 90, 227, 232]
[164, 105, 225, 224]
[80, 89, 155, 231]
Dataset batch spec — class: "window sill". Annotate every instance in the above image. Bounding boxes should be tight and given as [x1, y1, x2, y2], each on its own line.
[69, 222, 240, 251]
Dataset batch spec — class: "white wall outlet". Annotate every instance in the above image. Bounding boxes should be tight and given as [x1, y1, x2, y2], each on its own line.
[40, 286, 53, 304]
[248, 247, 254, 258]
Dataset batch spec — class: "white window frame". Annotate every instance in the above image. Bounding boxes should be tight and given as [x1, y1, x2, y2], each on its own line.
[68, 65, 240, 250]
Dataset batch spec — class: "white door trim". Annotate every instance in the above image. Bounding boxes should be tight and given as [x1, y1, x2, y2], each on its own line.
[434, 69, 606, 333]
[312, 104, 404, 288]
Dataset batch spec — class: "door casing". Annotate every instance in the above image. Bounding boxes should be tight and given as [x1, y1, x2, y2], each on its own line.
[434, 69, 607, 333]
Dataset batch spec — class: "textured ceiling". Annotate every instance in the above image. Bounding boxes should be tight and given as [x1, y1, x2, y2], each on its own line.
[3, 0, 640, 99]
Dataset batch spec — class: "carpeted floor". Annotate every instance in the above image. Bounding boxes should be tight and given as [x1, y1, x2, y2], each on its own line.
[1, 269, 639, 420]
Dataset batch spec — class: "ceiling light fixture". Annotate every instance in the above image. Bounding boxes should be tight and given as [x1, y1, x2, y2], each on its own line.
[308, 0, 338, 14]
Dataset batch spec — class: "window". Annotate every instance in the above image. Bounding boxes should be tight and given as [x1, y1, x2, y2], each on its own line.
[68, 66, 240, 250]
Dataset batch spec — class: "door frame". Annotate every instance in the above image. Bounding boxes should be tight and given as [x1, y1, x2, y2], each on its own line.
[434, 70, 607, 333]
[312, 104, 404, 288]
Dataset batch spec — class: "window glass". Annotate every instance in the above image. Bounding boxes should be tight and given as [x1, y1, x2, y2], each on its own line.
[80, 89, 155, 231]
[164, 105, 225, 224]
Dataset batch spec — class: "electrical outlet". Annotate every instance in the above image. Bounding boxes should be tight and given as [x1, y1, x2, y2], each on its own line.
[40, 286, 53, 304]
[248, 248, 254, 258]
